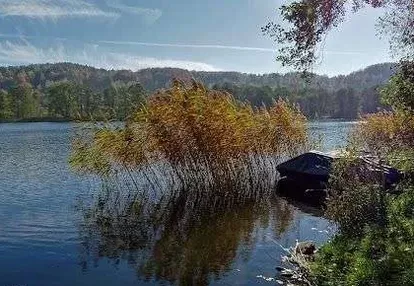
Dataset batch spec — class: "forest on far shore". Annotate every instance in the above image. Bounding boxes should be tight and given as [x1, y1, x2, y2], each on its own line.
[0, 62, 395, 121]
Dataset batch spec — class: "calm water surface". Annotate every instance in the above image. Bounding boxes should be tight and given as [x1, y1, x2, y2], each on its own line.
[0, 121, 354, 286]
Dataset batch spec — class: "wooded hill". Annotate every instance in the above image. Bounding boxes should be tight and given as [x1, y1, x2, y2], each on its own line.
[0, 62, 395, 121]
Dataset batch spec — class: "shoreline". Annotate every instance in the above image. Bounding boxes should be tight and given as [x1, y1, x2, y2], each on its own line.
[0, 117, 360, 124]
[0, 118, 72, 123]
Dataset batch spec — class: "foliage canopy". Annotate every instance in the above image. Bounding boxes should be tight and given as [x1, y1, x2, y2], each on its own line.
[263, 0, 413, 72]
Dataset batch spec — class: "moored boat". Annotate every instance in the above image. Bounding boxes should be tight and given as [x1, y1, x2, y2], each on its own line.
[276, 151, 401, 205]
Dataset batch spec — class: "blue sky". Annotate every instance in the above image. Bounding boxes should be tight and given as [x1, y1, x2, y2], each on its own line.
[0, 0, 393, 76]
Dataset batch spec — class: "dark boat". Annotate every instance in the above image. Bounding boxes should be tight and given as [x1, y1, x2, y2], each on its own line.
[276, 151, 401, 205]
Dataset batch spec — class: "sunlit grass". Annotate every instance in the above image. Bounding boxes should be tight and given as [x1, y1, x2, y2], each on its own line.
[70, 80, 309, 203]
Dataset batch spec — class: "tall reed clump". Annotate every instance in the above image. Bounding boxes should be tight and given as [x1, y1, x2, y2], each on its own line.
[70, 80, 308, 204]
[352, 111, 414, 173]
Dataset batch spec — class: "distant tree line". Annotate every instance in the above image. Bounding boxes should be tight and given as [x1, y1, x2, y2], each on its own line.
[0, 81, 146, 121]
[0, 62, 394, 121]
[213, 83, 387, 119]
[0, 79, 387, 121]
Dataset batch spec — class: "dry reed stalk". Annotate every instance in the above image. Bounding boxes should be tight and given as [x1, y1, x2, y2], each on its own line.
[71, 80, 309, 204]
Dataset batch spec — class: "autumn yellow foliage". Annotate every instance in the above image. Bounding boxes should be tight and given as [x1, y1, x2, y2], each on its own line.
[353, 112, 414, 153]
[71, 80, 308, 199]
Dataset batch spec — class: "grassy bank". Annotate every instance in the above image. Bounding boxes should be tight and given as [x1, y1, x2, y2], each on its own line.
[303, 63, 414, 286]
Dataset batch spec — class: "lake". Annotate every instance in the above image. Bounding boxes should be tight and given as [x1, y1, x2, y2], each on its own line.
[0, 121, 354, 286]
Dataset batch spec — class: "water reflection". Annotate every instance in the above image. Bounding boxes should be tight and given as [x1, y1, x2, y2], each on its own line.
[0, 122, 342, 285]
[77, 180, 323, 285]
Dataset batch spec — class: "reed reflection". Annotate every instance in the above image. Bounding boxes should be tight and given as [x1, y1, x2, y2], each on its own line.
[73, 82, 314, 285]
[77, 180, 298, 285]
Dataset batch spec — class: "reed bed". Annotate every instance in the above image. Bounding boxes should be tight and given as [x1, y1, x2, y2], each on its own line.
[72, 86, 307, 284]
[71, 80, 308, 205]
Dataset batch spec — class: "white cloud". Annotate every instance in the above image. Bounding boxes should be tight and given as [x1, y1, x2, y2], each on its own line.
[102, 53, 218, 71]
[105, 0, 162, 24]
[0, 0, 118, 20]
[0, 40, 219, 71]
[0, 40, 65, 62]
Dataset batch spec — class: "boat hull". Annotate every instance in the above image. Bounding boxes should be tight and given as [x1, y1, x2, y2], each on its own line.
[276, 176, 328, 206]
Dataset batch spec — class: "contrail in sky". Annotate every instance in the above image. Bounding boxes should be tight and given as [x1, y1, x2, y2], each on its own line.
[100, 40, 366, 55]
[100, 40, 276, 52]
[0, 35, 366, 56]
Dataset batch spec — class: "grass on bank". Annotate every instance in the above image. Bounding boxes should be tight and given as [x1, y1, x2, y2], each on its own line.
[284, 62, 414, 286]
[309, 89, 414, 285]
